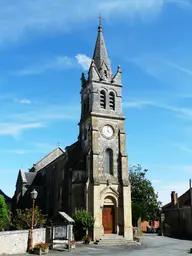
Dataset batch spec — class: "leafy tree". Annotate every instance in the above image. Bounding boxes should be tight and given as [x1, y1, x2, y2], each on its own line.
[129, 165, 161, 224]
[72, 209, 95, 240]
[12, 206, 47, 230]
[0, 195, 9, 231]
[132, 202, 143, 227]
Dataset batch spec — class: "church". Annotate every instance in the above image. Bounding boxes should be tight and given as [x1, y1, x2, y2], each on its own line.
[13, 22, 133, 241]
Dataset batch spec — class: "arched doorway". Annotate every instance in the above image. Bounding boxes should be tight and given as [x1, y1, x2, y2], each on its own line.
[102, 196, 116, 234]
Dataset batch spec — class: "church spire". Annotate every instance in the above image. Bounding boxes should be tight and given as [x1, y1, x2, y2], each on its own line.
[92, 17, 112, 81]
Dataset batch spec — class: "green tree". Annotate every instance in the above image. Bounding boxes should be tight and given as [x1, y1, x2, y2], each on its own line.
[0, 195, 9, 231]
[12, 206, 47, 230]
[129, 165, 161, 224]
[72, 209, 95, 240]
[132, 202, 143, 227]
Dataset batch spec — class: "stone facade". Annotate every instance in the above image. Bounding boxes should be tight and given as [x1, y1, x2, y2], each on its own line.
[79, 24, 132, 240]
[13, 23, 133, 241]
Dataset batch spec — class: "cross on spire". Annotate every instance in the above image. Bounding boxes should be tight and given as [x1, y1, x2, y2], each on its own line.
[98, 13, 103, 27]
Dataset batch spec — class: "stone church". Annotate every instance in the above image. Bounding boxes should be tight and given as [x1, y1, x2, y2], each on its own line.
[13, 23, 133, 241]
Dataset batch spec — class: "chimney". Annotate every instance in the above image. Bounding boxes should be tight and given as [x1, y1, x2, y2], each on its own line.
[171, 191, 178, 207]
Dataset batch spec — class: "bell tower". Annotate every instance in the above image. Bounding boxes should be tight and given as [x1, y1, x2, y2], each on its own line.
[79, 23, 133, 240]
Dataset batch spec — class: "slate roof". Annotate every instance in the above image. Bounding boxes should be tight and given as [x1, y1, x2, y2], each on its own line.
[65, 141, 86, 171]
[25, 172, 36, 185]
[0, 189, 11, 201]
[30, 147, 65, 172]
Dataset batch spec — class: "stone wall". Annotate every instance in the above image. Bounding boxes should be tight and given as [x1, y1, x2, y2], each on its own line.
[164, 207, 192, 239]
[0, 228, 46, 255]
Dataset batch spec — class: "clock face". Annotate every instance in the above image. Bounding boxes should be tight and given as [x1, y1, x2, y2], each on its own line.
[102, 125, 114, 138]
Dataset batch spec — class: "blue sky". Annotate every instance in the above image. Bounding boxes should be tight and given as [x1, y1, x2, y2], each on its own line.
[1, 0, 192, 205]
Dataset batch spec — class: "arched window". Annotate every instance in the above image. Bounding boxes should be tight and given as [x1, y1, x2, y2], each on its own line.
[105, 149, 113, 175]
[100, 90, 106, 109]
[109, 92, 115, 110]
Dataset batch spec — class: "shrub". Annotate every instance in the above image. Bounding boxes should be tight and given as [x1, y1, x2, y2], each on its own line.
[34, 243, 49, 252]
[0, 195, 9, 231]
[83, 235, 91, 244]
[72, 209, 94, 240]
[11, 206, 47, 230]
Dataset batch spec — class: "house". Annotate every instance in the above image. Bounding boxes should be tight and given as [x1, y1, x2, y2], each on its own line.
[140, 220, 159, 232]
[162, 188, 192, 239]
[12, 22, 133, 241]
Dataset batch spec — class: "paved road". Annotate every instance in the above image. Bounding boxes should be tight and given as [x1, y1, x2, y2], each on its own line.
[15, 235, 192, 256]
[65, 234, 192, 255]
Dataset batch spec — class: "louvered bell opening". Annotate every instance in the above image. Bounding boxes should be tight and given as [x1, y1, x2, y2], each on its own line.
[109, 93, 115, 110]
[100, 91, 106, 109]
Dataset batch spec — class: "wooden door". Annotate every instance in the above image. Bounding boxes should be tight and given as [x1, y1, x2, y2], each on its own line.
[102, 206, 114, 234]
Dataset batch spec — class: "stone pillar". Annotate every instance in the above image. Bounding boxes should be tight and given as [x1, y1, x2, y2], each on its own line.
[93, 185, 102, 240]
[100, 206, 104, 236]
[116, 206, 119, 235]
[123, 185, 133, 240]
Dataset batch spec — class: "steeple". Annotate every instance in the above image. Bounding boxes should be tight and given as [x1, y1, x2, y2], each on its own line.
[92, 20, 112, 81]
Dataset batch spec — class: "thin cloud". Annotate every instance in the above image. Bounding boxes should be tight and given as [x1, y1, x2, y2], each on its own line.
[0, 122, 45, 136]
[16, 56, 77, 76]
[168, 0, 192, 8]
[173, 144, 192, 154]
[0, 0, 189, 46]
[16, 54, 92, 76]
[14, 98, 32, 104]
[129, 55, 192, 88]
[128, 55, 168, 80]
[165, 61, 192, 76]
[0, 149, 27, 154]
[0, 148, 54, 154]
[11, 106, 80, 122]
[178, 93, 192, 98]
[32, 142, 58, 151]
[1, 103, 79, 137]
[75, 54, 92, 71]
[124, 99, 192, 119]
[123, 100, 154, 109]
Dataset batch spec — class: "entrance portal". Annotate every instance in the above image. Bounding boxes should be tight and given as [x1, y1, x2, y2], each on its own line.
[102, 206, 115, 234]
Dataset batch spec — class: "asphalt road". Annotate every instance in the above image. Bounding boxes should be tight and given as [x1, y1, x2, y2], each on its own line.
[14, 234, 192, 256]
[63, 234, 192, 255]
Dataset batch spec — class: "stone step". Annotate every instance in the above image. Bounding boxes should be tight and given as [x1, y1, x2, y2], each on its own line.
[99, 241, 127, 244]
[98, 234, 131, 245]
[101, 235, 126, 239]
[101, 238, 126, 241]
